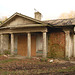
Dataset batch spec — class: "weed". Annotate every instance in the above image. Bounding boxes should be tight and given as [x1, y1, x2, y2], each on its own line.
[63, 57, 70, 61]
[40, 58, 48, 62]
[3, 50, 10, 55]
[57, 66, 75, 72]
[0, 59, 18, 63]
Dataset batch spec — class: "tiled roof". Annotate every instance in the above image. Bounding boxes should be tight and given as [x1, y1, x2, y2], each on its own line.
[43, 18, 75, 26]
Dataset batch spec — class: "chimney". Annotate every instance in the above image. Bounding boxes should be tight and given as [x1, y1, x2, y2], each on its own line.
[34, 12, 42, 20]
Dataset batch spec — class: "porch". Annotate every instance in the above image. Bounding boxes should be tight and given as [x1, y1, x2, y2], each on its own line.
[0, 32, 48, 58]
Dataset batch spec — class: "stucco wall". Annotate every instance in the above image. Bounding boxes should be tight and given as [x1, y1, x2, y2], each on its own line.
[36, 33, 43, 52]
[5, 16, 37, 27]
[3, 35, 9, 50]
[14, 34, 18, 54]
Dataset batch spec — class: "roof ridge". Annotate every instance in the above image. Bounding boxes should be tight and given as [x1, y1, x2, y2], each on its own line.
[43, 17, 75, 21]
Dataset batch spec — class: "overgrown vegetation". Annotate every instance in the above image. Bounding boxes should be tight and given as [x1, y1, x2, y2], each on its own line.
[40, 58, 48, 62]
[48, 32, 65, 59]
[0, 56, 75, 75]
[0, 59, 18, 63]
[3, 50, 10, 55]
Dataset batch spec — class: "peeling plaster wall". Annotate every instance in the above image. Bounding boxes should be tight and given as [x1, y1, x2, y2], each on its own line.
[14, 34, 18, 54]
[36, 33, 43, 52]
[5, 16, 37, 27]
[3, 35, 9, 51]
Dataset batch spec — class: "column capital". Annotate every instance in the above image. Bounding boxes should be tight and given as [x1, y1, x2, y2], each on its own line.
[42, 31, 47, 33]
[10, 33, 14, 34]
[27, 32, 31, 33]
[64, 30, 70, 35]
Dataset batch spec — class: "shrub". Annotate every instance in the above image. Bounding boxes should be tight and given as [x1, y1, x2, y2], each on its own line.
[40, 58, 48, 62]
[3, 50, 10, 55]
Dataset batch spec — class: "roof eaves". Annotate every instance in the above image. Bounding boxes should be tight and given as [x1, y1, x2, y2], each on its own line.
[0, 12, 18, 27]
[16, 13, 44, 24]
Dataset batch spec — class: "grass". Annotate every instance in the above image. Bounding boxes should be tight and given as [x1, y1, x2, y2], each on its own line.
[0, 57, 75, 75]
[56, 66, 75, 73]
[0, 58, 19, 63]
[1, 66, 75, 75]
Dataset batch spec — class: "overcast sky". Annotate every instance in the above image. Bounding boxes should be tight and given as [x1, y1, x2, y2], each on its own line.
[0, 0, 75, 20]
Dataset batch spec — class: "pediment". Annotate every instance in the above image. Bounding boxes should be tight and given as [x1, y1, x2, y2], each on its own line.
[0, 12, 44, 28]
[5, 16, 38, 27]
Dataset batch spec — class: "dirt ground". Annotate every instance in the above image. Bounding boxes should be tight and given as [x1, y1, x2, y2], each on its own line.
[0, 55, 75, 75]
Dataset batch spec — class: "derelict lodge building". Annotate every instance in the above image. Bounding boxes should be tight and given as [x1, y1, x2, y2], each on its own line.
[0, 12, 75, 59]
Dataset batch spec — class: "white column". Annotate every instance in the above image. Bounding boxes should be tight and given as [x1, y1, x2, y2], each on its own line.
[11, 33, 14, 55]
[74, 34, 75, 57]
[43, 32, 47, 58]
[27, 32, 31, 58]
[65, 31, 71, 58]
[1, 34, 4, 54]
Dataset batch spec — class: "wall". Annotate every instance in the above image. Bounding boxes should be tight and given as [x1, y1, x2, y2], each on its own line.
[14, 34, 18, 54]
[48, 31, 65, 58]
[0, 34, 9, 53]
[36, 33, 43, 52]
[5, 16, 37, 27]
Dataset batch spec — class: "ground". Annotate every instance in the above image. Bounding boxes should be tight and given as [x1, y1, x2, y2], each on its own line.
[0, 55, 75, 75]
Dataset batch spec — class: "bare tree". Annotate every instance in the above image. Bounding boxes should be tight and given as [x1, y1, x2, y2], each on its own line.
[0, 16, 7, 23]
[59, 11, 75, 19]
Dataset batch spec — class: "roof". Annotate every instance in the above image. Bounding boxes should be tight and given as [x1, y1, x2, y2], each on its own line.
[0, 12, 49, 27]
[44, 18, 75, 27]
[2, 12, 75, 28]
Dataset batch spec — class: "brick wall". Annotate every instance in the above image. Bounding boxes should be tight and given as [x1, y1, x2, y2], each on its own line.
[48, 31, 65, 58]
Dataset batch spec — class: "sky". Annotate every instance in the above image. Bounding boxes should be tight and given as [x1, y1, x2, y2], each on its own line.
[0, 0, 75, 20]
